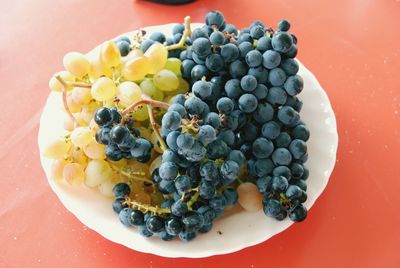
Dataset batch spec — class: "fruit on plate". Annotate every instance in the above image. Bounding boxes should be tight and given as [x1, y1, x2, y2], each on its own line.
[44, 10, 310, 242]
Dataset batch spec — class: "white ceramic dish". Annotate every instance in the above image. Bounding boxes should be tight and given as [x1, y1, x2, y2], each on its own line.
[38, 23, 338, 258]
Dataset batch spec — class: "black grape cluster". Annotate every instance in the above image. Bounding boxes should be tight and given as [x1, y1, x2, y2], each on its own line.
[110, 10, 310, 242]
[94, 107, 153, 162]
[178, 11, 309, 222]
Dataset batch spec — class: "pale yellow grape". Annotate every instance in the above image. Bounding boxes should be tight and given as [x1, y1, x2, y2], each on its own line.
[89, 55, 112, 80]
[139, 79, 164, 101]
[131, 105, 149, 121]
[117, 81, 142, 107]
[164, 58, 182, 75]
[144, 43, 168, 74]
[70, 127, 93, 148]
[100, 41, 121, 68]
[43, 138, 71, 160]
[74, 113, 89, 127]
[98, 180, 116, 197]
[77, 111, 93, 126]
[122, 49, 143, 63]
[91, 77, 116, 101]
[64, 116, 75, 132]
[85, 159, 112, 187]
[71, 87, 92, 105]
[66, 94, 82, 113]
[167, 77, 190, 96]
[49, 71, 75, 92]
[149, 155, 162, 175]
[63, 163, 85, 186]
[89, 118, 99, 132]
[237, 182, 263, 212]
[50, 159, 68, 181]
[72, 147, 88, 166]
[122, 56, 151, 81]
[153, 69, 179, 92]
[82, 101, 101, 114]
[102, 99, 115, 108]
[163, 95, 174, 104]
[151, 131, 163, 154]
[83, 139, 106, 159]
[63, 52, 91, 78]
[108, 159, 127, 170]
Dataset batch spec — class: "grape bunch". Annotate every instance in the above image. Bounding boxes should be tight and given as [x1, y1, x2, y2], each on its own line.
[94, 107, 153, 162]
[45, 10, 311, 242]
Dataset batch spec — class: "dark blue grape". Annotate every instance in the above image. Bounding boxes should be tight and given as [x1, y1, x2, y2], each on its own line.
[271, 176, 289, 192]
[162, 111, 182, 131]
[248, 66, 269, 84]
[205, 53, 224, 72]
[290, 163, 304, 179]
[182, 211, 204, 231]
[277, 106, 300, 125]
[240, 75, 257, 92]
[171, 200, 189, 217]
[217, 97, 234, 114]
[238, 41, 253, 57]
[280, 58, 299, 75]
[198, 223, 213, 233]
[205, 10, 225, 28]
[209, 194, 227, 211]
[238, 93, 258, 113]
[174, 175, 192, 194]
[149, 32, 166, 43]
[116, 36, 130, 44]
[284, 44, 297, 58]
[112, 182, 130, 198]
[138, 225, 153, 237]
[267, 86, 287, 105]
[191, 64, 209, 80]
[285, 185, 303, 201]
[291, 124, 310, 141]
[192, 52, 206, 64]
[284, 75, 304, 96]
[168, 103, 186, 117]
[181, 59, 196, 78]
[241, 122, 259, 141]
[166, 131, 180, 151]
[210, 31, 226, 46]
[204, 112, 221, 129]
[192, 37, 211, 58]
[198, 125, 217, 145]
[229, 60, 248, 78]
[227, 149, 245, 167]
[129, 210, 144, 226]
[268, 68, 287, 86]
[263, 198, 287, 220]
[105, 144, 123, 161]
[172, 23, 185, 35]
[179, 230, 197, 241]
[110, 125, 130, 144]
[262, 50, 281, 69]
[289, 139, 307, 159]
[224, 79, 243, 99]
[220, 160, 240, 184]
[118, 208, 133, 226]
[254, 158, 275, 177]
[271, 31, 293, 53]
[253, 102, 274, 124]
[130, 138, 152, 159]
[159, 161, 178, 181]
[262, 121, 281, 140]
[112, 197, 128, 213]
[223, 188, 238, 206]
[117, 41, 130, 56]
[256, 176, 272, 192]
[206, 139, 229, 159]
[253, 84, 268, 100]
[191, 28, 209, 40]
[245, 50, 263, 68]
[257, 36, 272, 52]
[273, 166, 292, 180]
[250, 25, 265, 39]
[177, 133, 194, 150]
[184, 96, 205, 115]
[272, 148, 293, 166]
[275, 132, 292, 148]
[289, 204, 307, 222]
[165, 217, 183, 236]
[146, 216, 164, 233]
[140, 39, 155, 52]
[291, 179, 307, 191]
[159, 231, 175, 241]
[237, 33, 253, 44]
[225, 24, 238, 35]
[301, 165, 309, 180]
[221, 43, 239, 63]
[199, 181, 216, 199]
[278, 19, 291, 31]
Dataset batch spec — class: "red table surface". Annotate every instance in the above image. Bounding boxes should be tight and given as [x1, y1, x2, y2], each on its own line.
[1, 0, 399, 267]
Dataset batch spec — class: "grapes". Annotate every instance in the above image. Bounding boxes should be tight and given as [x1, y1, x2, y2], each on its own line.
[262, 50, 281, 69]
[240, 75, 258, 92]
[48, 11, 312, 241]
[238, 94, 258, 113]
[63, 52, 90, 78]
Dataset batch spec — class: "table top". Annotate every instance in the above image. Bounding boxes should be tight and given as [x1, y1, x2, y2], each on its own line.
[1, 0, 399, 267]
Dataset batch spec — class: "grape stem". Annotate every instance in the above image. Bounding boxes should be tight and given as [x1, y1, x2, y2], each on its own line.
[108, 162, 154, 184]
[147, 105, 168, 152]
[166, 16, 192, 51]
[55, 75, 79, 125]
[68, 81, 91, 88]
[124, 197, 171, 214]
[121, 98, 169, 115]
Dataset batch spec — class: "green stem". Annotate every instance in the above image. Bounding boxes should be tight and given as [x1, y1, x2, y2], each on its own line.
[167, 16, 191, 51]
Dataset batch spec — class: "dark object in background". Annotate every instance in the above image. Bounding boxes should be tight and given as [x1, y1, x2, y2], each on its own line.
[147, 0, 195, 4]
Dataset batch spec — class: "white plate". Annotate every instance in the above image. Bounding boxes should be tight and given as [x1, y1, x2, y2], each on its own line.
[38, 23, 338, 258]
